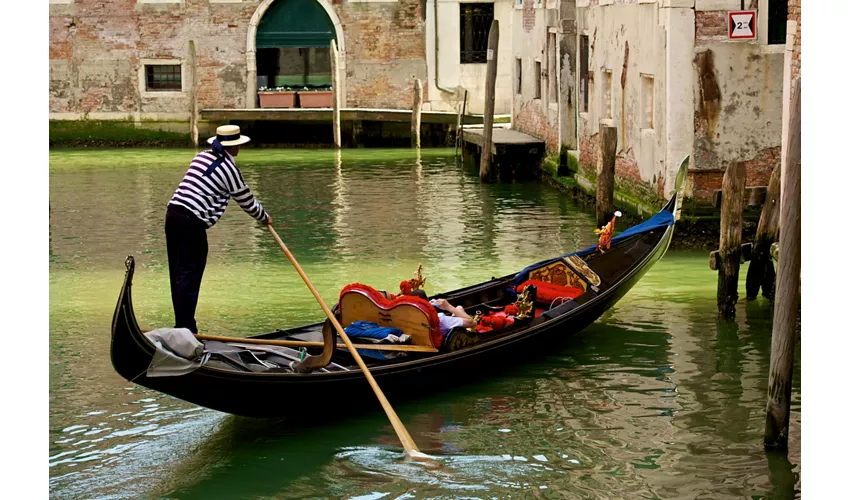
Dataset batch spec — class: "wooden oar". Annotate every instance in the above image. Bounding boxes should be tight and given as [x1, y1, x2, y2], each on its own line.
[265, 224, 429, 459]
[193, 334, 438, 353]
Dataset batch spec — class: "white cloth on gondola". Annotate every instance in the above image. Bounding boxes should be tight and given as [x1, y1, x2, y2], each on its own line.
[143, 328, 209, 377]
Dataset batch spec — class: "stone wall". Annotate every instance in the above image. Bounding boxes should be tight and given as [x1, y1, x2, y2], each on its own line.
[511, 2, 560, 155]
[48, 0, 428, 124]
[692, 3, 784, 200]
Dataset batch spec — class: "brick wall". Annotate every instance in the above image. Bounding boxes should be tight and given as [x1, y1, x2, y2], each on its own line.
[513, 103, 559, 155]
[49, 0, 427, 117]
[341, 0, 427, 109]
[695, 10, 727, 44]
[789, 0, 801, 78]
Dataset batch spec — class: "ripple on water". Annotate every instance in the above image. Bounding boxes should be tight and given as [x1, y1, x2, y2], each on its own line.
[49, 150, 800, 499]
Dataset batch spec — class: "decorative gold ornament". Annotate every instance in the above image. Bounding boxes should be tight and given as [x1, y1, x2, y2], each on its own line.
[515, 288, 534, 320]
[468, 311, 483, 332]
[409, 264, 427, 291]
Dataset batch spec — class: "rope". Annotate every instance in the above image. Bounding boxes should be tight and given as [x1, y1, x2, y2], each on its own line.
[549, 297, 573, 310]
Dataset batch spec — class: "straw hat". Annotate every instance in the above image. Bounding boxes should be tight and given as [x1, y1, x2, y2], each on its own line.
[207, 124, 251, 146]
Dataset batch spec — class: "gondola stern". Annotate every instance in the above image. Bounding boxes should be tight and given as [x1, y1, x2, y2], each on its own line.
[110, 256, 154, 382]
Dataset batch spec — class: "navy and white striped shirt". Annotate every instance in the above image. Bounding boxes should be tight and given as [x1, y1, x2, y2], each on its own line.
[168, 150, 269, 228]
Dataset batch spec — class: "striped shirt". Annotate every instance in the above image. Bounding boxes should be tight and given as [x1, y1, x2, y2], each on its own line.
[168, 150, 269, 228]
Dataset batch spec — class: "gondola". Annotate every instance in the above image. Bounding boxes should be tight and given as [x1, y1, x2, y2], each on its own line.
[111, 158, 689, 418]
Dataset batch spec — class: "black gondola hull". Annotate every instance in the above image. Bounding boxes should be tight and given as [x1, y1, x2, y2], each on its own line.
[111, 202, 675, 418]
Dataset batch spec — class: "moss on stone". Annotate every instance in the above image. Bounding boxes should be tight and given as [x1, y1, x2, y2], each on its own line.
[50, 120, 191, 148]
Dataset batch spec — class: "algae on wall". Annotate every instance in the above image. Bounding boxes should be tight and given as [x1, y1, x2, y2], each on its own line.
[49, 120, 191, 148]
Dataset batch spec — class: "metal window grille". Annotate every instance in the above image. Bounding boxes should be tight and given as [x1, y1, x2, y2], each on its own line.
[145, 64, 182, 91]
[460, 3, 495, 64]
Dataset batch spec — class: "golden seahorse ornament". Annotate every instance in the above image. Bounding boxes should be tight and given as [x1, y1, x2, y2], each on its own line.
[594, 211, 622, 253]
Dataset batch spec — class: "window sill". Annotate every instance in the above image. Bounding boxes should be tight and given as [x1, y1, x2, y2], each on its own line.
[600, 118, 615, 127]
[758, 43, 786, 54]
[141, 90, 186, 97]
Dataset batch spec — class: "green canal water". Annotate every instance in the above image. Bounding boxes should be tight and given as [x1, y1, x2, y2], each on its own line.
[49, 148, 800, 499]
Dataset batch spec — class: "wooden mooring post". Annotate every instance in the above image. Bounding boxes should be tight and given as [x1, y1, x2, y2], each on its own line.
[596, 124, 617, 227]
[764, 77, 801, 450]
[455, 90, 468, 157]
[479, 19, 499, 181]
[330, 40, 342, 149]
[188, 40, 199, 148]
[411, 79, 422, 149]
[716, 162, 747, 318]
[746, 161, 781, 301]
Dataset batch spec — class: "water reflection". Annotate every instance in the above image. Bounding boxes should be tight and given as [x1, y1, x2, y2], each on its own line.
[49, 150, 800, 499]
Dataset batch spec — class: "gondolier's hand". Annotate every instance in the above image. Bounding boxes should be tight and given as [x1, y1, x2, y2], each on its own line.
[263, 215, 273, 225]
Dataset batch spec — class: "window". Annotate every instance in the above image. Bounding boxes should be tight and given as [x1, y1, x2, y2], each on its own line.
[641, 74, 654, 129]
[767, 0, 788, 45]
[547, 33, 557, 105]
[602, 69, 613, 119]
[516, 58, 522, 95]
[580, 35, 589, 112]
[460, 3, 495, 64]
[145, 64, 182, 91]
[535, 61, 542, 99]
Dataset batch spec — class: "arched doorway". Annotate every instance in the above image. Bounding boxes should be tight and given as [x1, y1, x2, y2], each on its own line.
[246, 0, 345, 108]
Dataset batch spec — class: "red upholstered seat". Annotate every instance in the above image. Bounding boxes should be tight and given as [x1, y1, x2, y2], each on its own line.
[338, 283, 442, 348]
[517, 279, 584, 304]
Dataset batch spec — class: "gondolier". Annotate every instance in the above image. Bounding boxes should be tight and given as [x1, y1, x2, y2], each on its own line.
[165, 125, 272, 334]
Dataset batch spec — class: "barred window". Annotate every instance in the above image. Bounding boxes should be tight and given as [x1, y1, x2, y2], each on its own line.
[145, 64, 182, 91]
[767, 0, 788, 45]
[460, 3, 494, 64]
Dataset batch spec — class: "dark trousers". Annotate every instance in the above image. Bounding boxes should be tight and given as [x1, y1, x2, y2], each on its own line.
[165, 205, 208, 334]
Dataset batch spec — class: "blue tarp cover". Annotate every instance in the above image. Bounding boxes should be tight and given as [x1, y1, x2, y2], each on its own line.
[513, 209, 674, 286]
[344, 321, 404, 341]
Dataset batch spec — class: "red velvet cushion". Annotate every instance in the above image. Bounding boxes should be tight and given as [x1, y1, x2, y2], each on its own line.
[517, 279, 584, 304]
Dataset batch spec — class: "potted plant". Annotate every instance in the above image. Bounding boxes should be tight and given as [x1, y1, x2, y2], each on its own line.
[257, 86, 297, 108]
[297, 85, 333, 108]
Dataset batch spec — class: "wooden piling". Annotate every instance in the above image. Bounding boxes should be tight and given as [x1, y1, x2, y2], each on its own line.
[330, 39, 341, 149]
[779, 21, 797, 220]
[746, 161, 781, 300]
[716, 161, 747, 318]
[764, 77, 801, 450]
[596, 124, 618, 226]
[479, 20, 499, 181]
[455, 90, 468, 157]
[411, 79, 422, 149]
[188, 40, 198, 148]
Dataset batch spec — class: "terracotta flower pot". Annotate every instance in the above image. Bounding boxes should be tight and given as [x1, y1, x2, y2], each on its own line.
[258, 91, 297, 108]
[298, 91, 333, 108]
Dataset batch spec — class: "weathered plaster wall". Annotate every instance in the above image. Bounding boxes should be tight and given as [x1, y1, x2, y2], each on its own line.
[49, 0, 428, 126]
[511, 2, 561, 154]
[692, 8, 784, 198]
[430, 0, 514, 114]
[576, 1, 670, 201]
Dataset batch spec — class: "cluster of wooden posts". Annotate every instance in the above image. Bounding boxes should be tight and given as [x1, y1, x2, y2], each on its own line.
[709, 23, 800, 452]
[340, 18, 802, 456]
